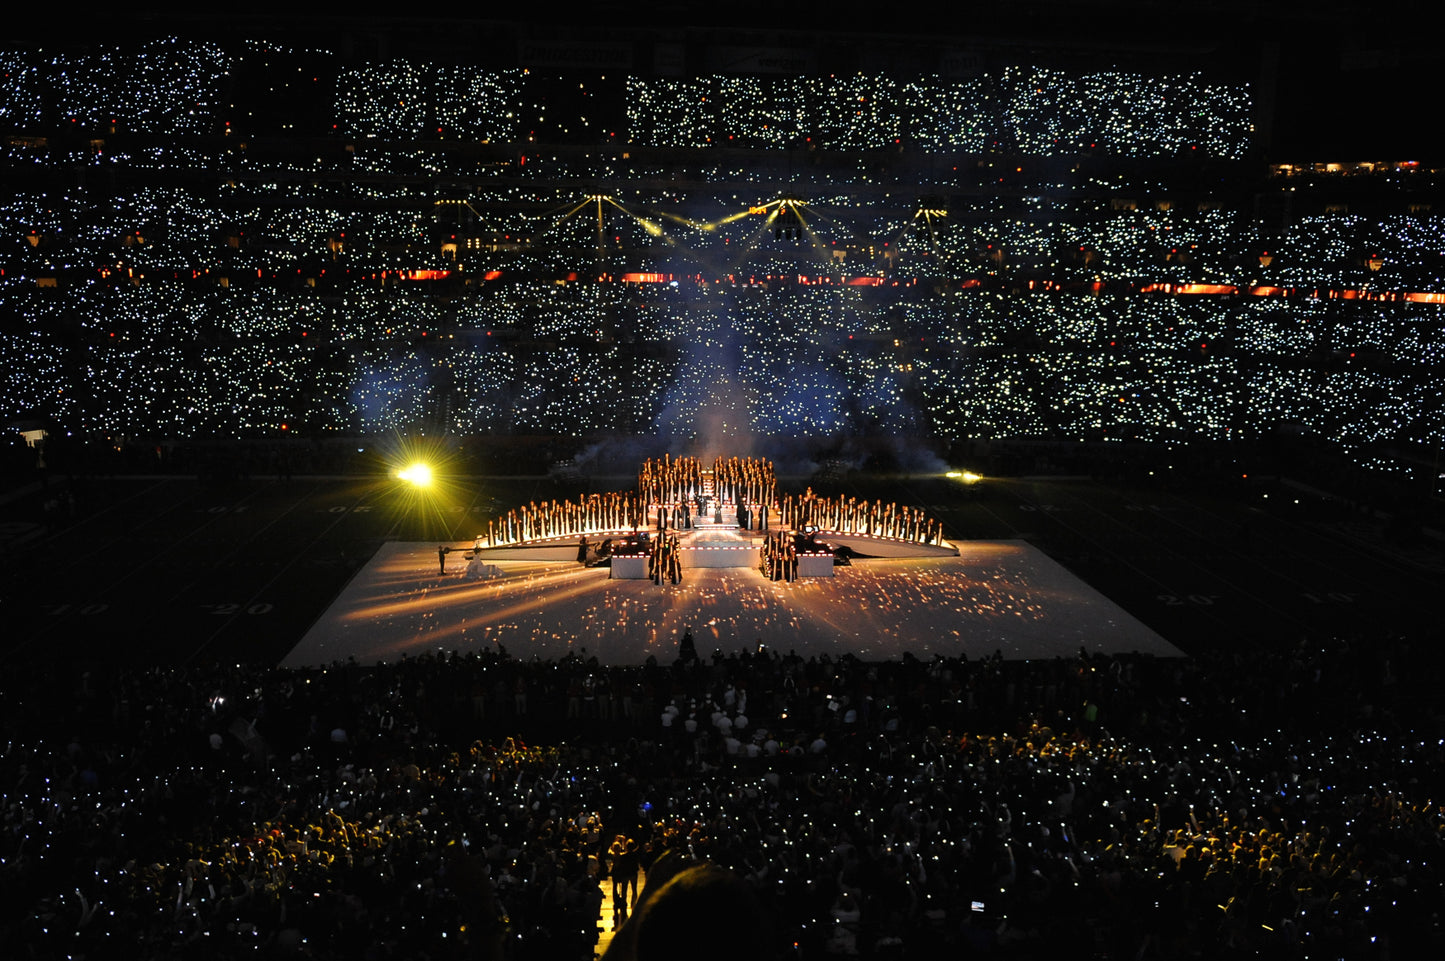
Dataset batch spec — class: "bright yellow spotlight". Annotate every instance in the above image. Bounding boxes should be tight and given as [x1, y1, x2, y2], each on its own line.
[399, 462, 434, 488]
[946, 470, 983, 484]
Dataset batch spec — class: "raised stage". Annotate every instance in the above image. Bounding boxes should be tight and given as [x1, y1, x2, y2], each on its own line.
[281, 539, 1182, 668]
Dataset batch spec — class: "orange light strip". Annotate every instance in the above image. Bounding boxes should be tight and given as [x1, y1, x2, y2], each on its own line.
[1140, 283, 1444, 301]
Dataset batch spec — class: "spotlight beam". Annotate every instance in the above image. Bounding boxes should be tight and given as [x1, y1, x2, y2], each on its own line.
[726, 209, 785, 270]
[603, 197, 671, 241]
[520, 198, 591, 222]
[398, 462, 433, 488]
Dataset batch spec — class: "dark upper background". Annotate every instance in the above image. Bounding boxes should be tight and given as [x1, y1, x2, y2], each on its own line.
[5, 2, 1438, 160]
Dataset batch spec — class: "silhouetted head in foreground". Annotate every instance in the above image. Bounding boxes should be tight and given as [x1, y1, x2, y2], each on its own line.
[607, 860, 776, 961]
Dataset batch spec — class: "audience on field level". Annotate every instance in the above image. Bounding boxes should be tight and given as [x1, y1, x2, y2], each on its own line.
[1, 633, 1440, 960]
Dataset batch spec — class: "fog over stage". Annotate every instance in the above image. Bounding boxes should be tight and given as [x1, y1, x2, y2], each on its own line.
[282, 539, 1182, 667]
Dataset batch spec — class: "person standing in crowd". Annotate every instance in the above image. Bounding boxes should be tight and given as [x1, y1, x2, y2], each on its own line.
[608, 834, 640, 923]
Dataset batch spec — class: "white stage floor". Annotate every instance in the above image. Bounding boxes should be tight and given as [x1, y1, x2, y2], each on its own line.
[281, 540, 1182, 667]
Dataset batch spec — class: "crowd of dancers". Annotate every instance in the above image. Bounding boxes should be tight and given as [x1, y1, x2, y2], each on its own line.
[760, 530, 799, 581]
[479, 491, 644, 549]
[638, 455, 706, 507]
[636, 456, 776, 513]
[779, 490, 945, 546]
[475, 460, 953, 564]
[479, 486, 943, 554]
[648, 533, 683, 585]
[478, 458, 780, 551]
[709, 457, 776, 511]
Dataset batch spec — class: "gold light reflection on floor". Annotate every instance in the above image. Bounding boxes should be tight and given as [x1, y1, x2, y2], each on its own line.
[286, 540, 1183, 669]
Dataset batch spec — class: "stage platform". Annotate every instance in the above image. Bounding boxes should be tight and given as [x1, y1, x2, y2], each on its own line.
[819, 532, 960, 558]
[281, 540, 1182, 668]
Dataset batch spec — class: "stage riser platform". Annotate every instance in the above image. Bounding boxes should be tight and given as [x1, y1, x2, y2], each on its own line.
[798, 554, 834, 577]
[472, 544, 582, 561]
[612, 548, 766, 577]
[684, 546, 761, 568]
[611, 555, 648, 579]
[821, 534, 959, 558]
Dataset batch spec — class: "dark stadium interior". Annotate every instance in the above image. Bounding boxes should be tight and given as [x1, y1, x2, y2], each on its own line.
[2, 7, 1442, 960]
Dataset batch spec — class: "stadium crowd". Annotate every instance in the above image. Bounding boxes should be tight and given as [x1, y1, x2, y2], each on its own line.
[2, 630, 1439, 960]
[2, 32, 1442, 961]
[3, 38, 1441, 487]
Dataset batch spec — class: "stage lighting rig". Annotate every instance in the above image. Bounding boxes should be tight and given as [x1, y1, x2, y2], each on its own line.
[772, 194, 808, 241]
[914, 197, 948, 219]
